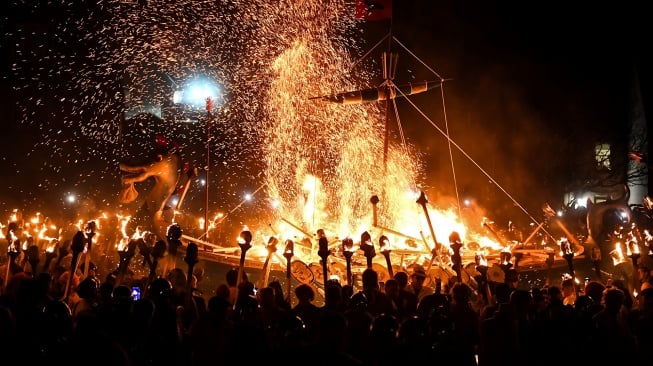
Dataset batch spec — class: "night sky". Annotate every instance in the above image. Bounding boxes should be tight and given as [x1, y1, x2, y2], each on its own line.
[0, 1, 651, 230]
[385, 1, 651, 225]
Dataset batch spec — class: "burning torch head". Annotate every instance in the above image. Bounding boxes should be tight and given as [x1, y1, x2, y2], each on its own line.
[71, 231, 86, 253]
[166, 223, 183, 241]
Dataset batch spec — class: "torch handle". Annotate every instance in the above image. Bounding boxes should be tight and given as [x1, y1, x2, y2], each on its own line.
[631, 256, 640, 293]
[43, 256, 55, 275]
[83, 233, 95, 279]
[258, 253, 273, 289]
[62, 252, 80, 303]
[186, 263, 195, 309]
[321, 259, 329, 287]
[147, 259, 159, 290]
[383, 252, 394, 278]
[345, 257, 352, 286]
[285, 258, 292, 303]
[3, 256, 11, 291]
[234, 255, 246, 309]
[564, 254, 575, 278]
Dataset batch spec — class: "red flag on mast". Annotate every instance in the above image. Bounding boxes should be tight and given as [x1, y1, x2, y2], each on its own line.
[355, 0, 392, 21]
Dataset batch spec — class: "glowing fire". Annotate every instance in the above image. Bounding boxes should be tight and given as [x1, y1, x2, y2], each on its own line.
[1, 2, 518, 275]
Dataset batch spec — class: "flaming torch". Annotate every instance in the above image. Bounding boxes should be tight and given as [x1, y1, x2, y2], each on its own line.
[626, 235, 641, 293]
[62, 231, 85, 303]
[379, 235, 393, 278]
[559, 237, 575, 279]
[317, 229, 331, 286]
[283, 239, 294, 302]
[475, 252, 490, 302]
[233, 229, 252, 307]
[360, 231, 375, 269]
[645, 229, 653, 261]
[449, 232, 464, 283]
[258, 236, 279, 289]
[610, 242, 629, 280]
[26, 245, 40, 276]
[43, 241, 58, 274]
[370, 195, 379, 227]
[499, 247, 513, 274]
[165, 223, 183, 274]
[147, 240, 167, 288]
[82, 221, 96, 280]
[4, 225, 20, 291]
[342, 237, 355, 286]
[183, 242, 199, 308]
[116, 239, 137, 287]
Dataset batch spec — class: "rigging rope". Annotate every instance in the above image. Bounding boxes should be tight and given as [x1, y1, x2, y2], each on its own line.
[390, 36, 543, 228]
[394, 85, 543, 227]
[347, 32, 545, 230]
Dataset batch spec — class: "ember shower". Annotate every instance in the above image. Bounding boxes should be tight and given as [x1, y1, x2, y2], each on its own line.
[9, 0, 461, 244]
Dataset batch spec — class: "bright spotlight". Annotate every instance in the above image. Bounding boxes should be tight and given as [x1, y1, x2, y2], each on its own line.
[173, 77, 221, 109]
[66, 194, 76, 203]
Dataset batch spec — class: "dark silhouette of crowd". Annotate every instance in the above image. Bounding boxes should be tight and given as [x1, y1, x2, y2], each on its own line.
[2, 253, 653, 366]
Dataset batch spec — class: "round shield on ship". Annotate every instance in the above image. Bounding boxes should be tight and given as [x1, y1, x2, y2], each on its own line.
[425, 266, 454, 287]
[328, 261, 348, 283]
[290, 260, 314, 284]
[486, 264, 506, 283]
[309, 262, 324, 285]
[464, 262, 481, 278]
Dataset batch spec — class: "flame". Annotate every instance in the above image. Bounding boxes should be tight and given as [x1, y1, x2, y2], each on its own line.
[475, 251, 488, 267]
[625, 231, 640, 256]
[7, 230, 18, 252]
[116, 237, 129, 252]
[610, 242, 626, 265]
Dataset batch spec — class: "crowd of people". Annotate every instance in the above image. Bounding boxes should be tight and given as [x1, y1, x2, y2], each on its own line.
[1, 240, 653, 366]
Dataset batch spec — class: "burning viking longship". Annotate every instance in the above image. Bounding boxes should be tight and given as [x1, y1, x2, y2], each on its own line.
[112, 51, 602, 299]
[3, 2, 652, 306]
[102, 1, 650, 299]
